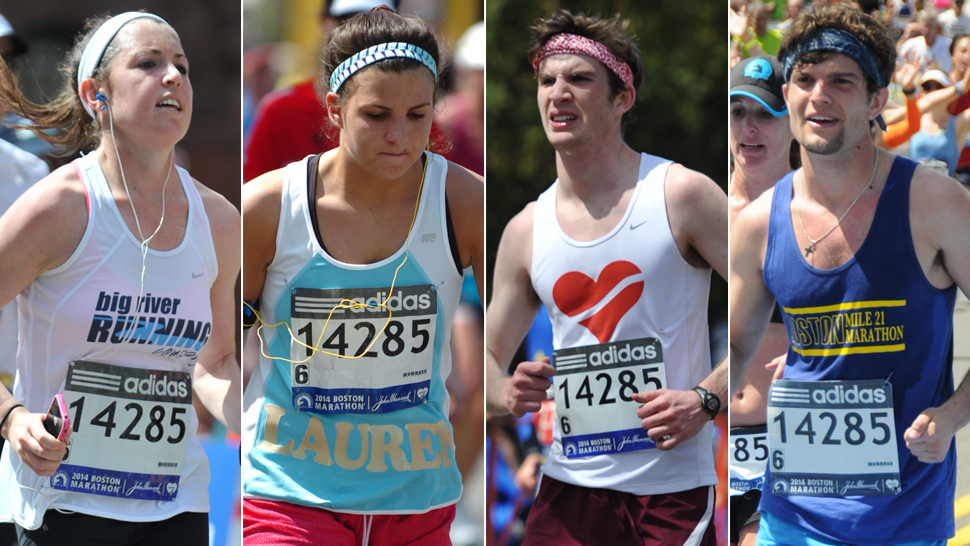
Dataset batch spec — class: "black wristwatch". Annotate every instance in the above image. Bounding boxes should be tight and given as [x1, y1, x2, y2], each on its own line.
[692, 386, 721, 420]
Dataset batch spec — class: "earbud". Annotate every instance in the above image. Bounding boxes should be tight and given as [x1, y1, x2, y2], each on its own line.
[95, 92, 107, 111]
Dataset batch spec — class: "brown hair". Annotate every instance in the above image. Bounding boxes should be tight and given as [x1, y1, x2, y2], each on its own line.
[0, 12, 168, 155]
[319, 6, 447, 151]
[778, 5, 896, 97]
[528, 10, 643, 127]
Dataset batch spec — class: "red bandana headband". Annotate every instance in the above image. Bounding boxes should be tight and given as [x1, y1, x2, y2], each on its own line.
[532, 33, 634, 90]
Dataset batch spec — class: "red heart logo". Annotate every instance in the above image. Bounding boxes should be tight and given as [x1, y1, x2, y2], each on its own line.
[552, 261, 643, 343]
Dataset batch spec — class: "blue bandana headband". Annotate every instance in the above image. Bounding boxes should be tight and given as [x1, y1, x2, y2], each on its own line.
[781, 28, 885, 87]
[329, 42, 437, 93]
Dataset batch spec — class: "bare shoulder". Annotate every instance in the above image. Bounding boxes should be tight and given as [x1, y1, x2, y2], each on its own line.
[444, 160, 484, 216]
[664, 163, 726, 211]
[733, 184, 775, 241]
[909, 164, 970, 213]
[0, 163, 88, 274]
[501, 202, 536, 247]
[12, 163, 88, 243]
[192, 179, 240, 230]
[242, 168, 286, 235]
[909, 165, 970, 255]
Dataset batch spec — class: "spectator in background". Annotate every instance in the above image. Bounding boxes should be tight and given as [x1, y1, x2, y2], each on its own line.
[941, 0, 970, 36]
[730, 1, 784, 61]
[438, 21, 484, 176]
[899, 10, 953, 72]
[243, 0, 391, 181]
[776, 0, 805, 33]
[908, 68, 970, 175]
[0, 13, 48, 395]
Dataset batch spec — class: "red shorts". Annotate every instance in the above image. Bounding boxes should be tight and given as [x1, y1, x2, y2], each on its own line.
[243, 498, 456, 546]
[522, 475, 716, 546]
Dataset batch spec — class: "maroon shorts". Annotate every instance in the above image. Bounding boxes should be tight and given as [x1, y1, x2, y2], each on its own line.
[522, 475, 716, 546]
[243, 498, 455, 546]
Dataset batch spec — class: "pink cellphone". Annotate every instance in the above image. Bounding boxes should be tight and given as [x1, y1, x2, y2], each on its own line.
[43, 394, 70, 441]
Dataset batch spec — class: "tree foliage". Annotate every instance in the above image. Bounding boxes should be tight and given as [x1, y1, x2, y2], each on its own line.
[485, 0, 727, 325]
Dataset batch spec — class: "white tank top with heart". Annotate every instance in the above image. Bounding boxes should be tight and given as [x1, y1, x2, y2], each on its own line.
[530, 152, 717, 495]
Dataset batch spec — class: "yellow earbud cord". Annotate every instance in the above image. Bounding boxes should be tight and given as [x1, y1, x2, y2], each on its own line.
[244, 152, 430, 363]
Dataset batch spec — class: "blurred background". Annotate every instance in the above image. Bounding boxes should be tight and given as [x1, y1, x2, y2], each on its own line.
[0, 2, 241, 545]
[484, 1, 727, 545]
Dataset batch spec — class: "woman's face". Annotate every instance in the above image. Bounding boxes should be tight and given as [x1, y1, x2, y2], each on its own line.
[334, 66, 435, 181]
[100, 20, 192, 148]
[730, 95, 792, 177]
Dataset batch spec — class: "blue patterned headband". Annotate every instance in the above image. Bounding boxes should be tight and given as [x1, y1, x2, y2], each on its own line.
[329, 42, 438, 92]
[781, 28, 885, 87]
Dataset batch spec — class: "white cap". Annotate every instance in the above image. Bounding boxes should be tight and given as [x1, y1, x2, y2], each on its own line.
[455, 21, 484, 71]
[0, 13, 28, 55]
[921, 68, 951, 87]
[329, 0, 393, 18]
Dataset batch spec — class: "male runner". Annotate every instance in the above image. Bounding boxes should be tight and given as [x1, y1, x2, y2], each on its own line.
[730, 6, 970, 545]
[485, 10, 728, 545]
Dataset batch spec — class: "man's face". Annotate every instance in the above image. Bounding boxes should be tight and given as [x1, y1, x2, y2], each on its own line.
[783, 53, 883, 156]
[787, 0, 806, 19]
[536, 53, 628, 152]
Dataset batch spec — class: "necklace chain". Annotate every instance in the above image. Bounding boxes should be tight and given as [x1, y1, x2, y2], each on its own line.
[796, 148, 880, 258]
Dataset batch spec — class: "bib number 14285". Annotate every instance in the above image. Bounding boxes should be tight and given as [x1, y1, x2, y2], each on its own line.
[767, 379, 901, 497]
[554, 337, 666, 458]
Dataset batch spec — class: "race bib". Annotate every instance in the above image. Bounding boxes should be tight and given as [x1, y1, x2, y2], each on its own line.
[554, 337, 666, 458]
[52, 360, 191, 501]
[289, 285, 437, 415]
[729, 425, 768, 496]
[767, 379, 901, 497]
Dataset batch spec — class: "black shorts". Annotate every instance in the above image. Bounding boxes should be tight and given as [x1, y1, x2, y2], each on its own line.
[729, 489, 762, 544]
[16, 511, 207, 546]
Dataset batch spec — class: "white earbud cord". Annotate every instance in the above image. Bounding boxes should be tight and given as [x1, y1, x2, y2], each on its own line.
[14, 462, 75, 515]
[17, 101, 176, 504]
[97, 98, 174, 353]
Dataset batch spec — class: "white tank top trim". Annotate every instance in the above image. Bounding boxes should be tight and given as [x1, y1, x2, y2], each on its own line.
[0, 152, 216, 529]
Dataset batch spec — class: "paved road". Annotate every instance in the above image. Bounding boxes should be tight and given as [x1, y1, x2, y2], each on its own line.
[951, 292, 970, 545]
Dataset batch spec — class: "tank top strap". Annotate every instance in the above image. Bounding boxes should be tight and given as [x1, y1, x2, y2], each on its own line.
[870, 156, 916, 242]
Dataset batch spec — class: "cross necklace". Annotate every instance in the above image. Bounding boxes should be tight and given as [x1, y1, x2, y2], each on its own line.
[796, 148, 880, 258]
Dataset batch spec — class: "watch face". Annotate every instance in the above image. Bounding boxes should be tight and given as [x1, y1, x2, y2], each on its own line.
[706, 398, 719, 411]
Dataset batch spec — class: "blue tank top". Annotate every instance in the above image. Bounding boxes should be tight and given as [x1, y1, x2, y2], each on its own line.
[760, 156, 957, 543]
[909, 116, 959, 176]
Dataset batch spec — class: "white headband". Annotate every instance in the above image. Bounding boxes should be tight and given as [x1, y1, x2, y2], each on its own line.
[77, 12, 168, 119]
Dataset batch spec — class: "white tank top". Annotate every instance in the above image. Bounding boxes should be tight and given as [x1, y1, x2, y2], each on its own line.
[532, 152, 717, 495]
[0, 152, 217, 529]
[242, 152, 464, 512]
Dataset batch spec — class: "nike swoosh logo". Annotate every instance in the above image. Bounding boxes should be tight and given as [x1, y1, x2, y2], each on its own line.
[192, 272, 203, 278]
[630, 220, 649, 230]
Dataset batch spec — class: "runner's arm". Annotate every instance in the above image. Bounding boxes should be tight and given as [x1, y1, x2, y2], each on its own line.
[193, 183, 242, 435]
[632, 165, 729, 449]
[904, 170, 970, 462]
[0, 165, 87, 475]
[728, 195, 777, 395]
[665, 164, 729, 280]
[485, 204, 553, 417]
